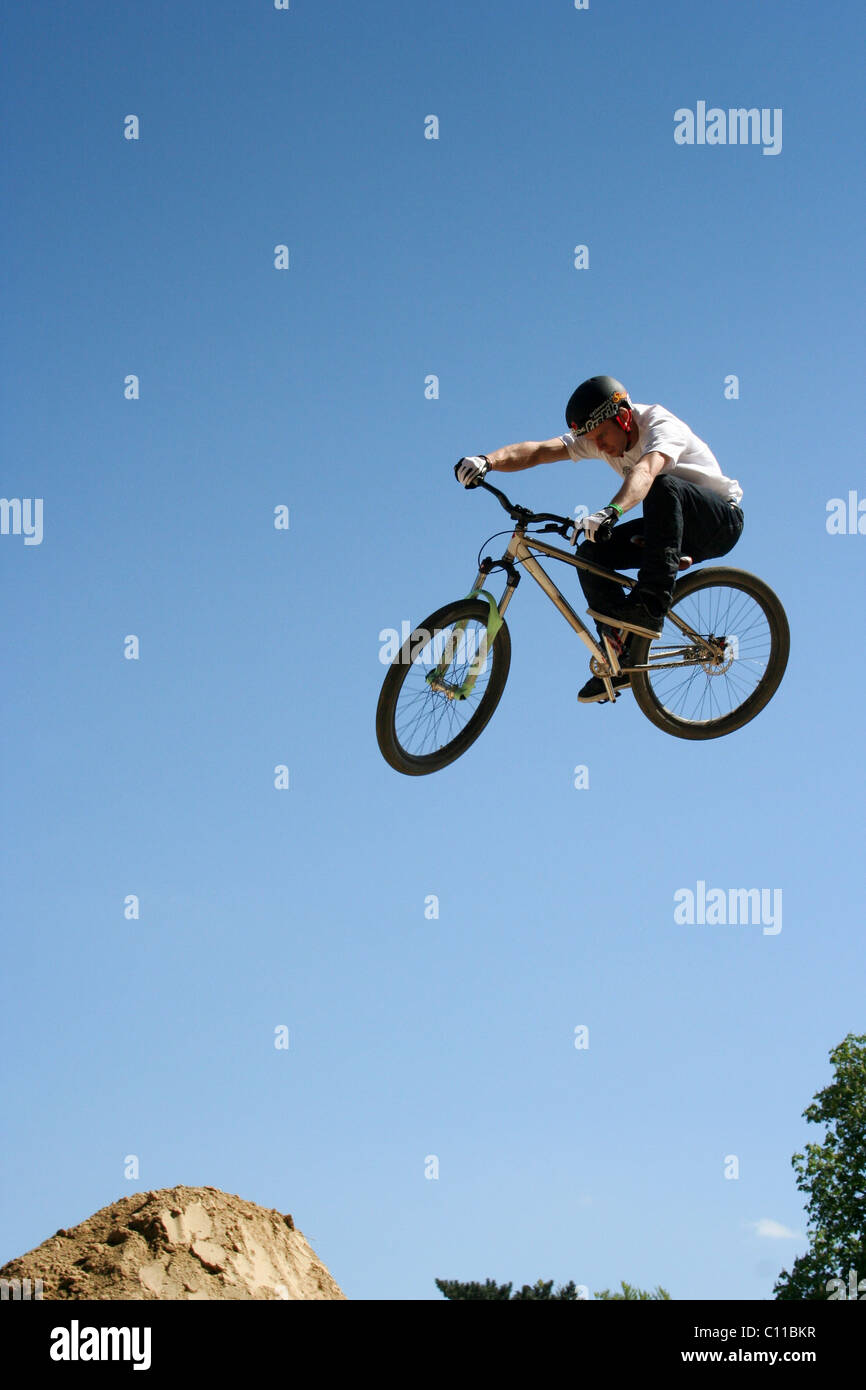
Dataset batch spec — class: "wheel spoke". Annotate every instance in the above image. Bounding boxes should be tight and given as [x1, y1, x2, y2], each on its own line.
[638, 576, 781, 730]
[388, 616, 498, 760]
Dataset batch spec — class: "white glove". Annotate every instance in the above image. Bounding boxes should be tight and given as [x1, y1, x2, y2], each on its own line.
[456, 455, 490, 488]
[571, 505, 619, 544]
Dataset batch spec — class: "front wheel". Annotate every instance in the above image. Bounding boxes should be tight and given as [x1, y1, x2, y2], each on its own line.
[628, 567, 789, 740]
[376, 599, 511, 774]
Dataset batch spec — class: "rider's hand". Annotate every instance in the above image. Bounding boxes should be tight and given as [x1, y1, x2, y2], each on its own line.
[456, 455, 490, 488]
[572, 505, 619, 545]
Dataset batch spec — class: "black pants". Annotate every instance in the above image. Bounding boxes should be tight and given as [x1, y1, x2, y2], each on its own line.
[577, 475, 744, 630]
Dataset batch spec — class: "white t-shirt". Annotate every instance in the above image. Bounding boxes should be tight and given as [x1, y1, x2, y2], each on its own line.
[559, 403, 743, 506]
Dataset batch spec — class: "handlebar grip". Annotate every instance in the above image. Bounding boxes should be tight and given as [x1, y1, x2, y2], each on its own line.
[454, 462, 485, 489]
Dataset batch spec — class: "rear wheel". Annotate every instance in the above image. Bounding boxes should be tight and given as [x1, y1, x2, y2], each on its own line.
[376, 599, 511, 775]
[628, 567, 789, 739]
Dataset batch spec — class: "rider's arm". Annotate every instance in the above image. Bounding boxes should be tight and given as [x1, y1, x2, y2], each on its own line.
[485, 438, 571, 472]
[608, 451, 669, 513]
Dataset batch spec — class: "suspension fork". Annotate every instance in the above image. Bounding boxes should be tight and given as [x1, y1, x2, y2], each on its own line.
[427, 549, 520, 694]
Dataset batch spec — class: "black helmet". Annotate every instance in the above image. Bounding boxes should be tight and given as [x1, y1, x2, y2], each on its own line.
[565, 376, 632, 436]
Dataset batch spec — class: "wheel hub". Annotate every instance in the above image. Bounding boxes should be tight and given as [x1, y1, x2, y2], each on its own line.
[425, 675, 464, 699]
[701, 635, 734, 675]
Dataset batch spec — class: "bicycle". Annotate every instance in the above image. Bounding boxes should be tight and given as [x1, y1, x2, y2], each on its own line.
[376, 476, 790, 775]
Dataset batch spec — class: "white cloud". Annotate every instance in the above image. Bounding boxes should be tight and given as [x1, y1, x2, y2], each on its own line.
[751, 1218, 801, 1240]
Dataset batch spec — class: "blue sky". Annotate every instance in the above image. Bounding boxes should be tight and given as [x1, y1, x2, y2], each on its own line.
[2, 0, 864, 1300]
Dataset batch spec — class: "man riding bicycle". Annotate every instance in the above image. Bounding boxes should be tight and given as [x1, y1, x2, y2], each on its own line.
[456, 375, 744, 704]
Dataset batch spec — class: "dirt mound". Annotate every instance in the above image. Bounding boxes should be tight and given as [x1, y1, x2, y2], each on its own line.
[0, 1186, 345, 1300]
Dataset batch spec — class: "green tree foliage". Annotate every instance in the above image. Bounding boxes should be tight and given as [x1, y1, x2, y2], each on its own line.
[774, 1033, 866, 1300]
[511, 1280, 582, 1301]
[594, 1281, 670, 1300]
[435, 1277, 668, 1300]
[434, 1278, 514, 1300]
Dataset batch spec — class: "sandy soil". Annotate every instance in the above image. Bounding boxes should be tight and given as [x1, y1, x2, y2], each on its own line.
[0, 1186, 346, 1300]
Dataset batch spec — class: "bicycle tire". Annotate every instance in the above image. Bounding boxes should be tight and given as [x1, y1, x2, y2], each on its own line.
[376, 599, 511, 774]
[628, 567, 789, 739]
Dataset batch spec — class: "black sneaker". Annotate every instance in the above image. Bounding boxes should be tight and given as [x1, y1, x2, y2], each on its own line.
[587, 593, 664, 639]
[578, 673, 631, 704]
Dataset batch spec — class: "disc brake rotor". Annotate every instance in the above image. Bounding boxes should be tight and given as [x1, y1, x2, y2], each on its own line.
[700, 635, 733, 675]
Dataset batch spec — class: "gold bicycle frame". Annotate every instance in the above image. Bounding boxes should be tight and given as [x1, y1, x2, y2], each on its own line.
[465, 524, 703, 703]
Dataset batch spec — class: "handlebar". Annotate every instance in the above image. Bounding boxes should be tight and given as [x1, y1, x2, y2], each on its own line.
[452, 465, 576, 537]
